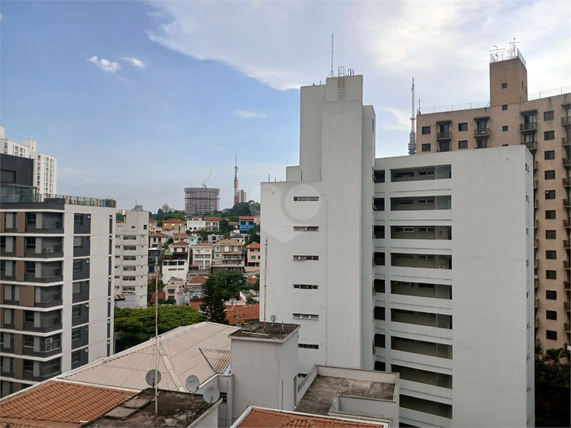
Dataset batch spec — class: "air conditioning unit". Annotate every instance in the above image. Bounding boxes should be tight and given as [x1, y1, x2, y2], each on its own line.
[45, 247, 54, 254]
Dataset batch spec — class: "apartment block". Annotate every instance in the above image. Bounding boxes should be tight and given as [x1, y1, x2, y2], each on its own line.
[212, 239, 245, 274]
[0, 161, 116, 397]
[114, 210, 148, 309]
[416, 48, 571, 350]
[191, 243, 213, 271]
[0, 127, 57, 195]
[260, 74, 533, 426]
[184, 187, 220, 216]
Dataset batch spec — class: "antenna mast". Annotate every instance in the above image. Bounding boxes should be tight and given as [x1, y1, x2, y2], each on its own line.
[408, 78, 417, 155]
[233, 153, 239, 206]
[263, 238, 268, 328]
[328, 33, 335, 78]
[154, 256, 159, 414]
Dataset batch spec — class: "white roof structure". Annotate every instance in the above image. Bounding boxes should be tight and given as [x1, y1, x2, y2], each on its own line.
[57, 322, 238, 391]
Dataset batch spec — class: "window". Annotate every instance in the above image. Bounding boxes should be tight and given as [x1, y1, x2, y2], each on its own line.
[72, 328, 81, 341]
[546, 251, 556, 259]
[546, 310, 557, 320]
[123, 246, 136, 251]
[545, 210, 556, 220]
[24, 311, 35, 323]
[293, 226, 319, 232]
[24, 335, 34, 348]
[72, 350, 81, 364]
[458, 123, 468, 131]
[545, 170, 555, 180]
[546, 330, 557, 341]
[74, 214, 83, 226]
[501, 82, 508, 89]
[298, 344, 319, 349]
[293, 284, 319, 290]
[293, 255, 319, 261]
[458, 140, 468, 149]
[476, 119, 488, 134]
[26, 237, 35, 249]
[72, 305, 81, 318]
[293, 196, 319, 201]
[421, 143, 431, 152]
[546, 290, 557, 299]
[73, 260, 82, 272]
[544, 111, 554, 121]
[544, 150, 555, 160]
[502, 126, 508, 132]
[421, 126, 431, 135]
[544, 131, 555, 140]
[24, 360, 34, 372]
[502, 105, 508, 111]
[545, 190, 556, 199]
[292, 313, 319, 320]
[546, 230, 556, 239]
[123, 235, 137, 240]
[546, 271, 557, 280]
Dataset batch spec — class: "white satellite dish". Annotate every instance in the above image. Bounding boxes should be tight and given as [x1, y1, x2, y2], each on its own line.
[202, 385, 220, 404]
[185, 375, 200, 393]
[270, 314, 277, 322]
[145, 369, 162, 387]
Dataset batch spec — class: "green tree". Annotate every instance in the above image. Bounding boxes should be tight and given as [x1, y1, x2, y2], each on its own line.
[114, 305, 204, 352]
[163, 213, 187, 221]
[220, 271, 248, 300]
[219, 219, 235, 237]
[201, 276, 228, 324]
[245, 227, 260, 245]
[535, 346, 570, 427]
[147, 279, 164, 302]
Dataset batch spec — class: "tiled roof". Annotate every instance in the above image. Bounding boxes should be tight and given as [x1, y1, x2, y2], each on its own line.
[164, 219, 186, 223]
[239, 216, 255, 221]
[248, 276, 258, 284]
[189, 276, 207, 284]
[193, 243, 212, 247]
[204, 217, 220, 221]
[174, 233, 187, 237]
[0, 380, 135, 428]
[228, 221, 239, 226]
[247, 242, 261, 249]
[215, 239, 242, 246]
[189, 299, 204, 311]
[149, 292, 165, 303]
[173, 241, 189, 246]
[238, 408, 388, 428]
[226, 304, 260, 326]
[57, 322, 239, 392]
[151, 232, 167, 237]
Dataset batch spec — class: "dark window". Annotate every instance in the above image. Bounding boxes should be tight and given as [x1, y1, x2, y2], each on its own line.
[458, 123, 468, 131]
[546, 310, 557, 320]
[545, 190, 556, 199]
[544, 131, 555, 140]
[72, 350, 81, 364]
[546, 330, 557, 340]
[546, 271, 557, 280]
[502, 105, 508, 111]
[546, 250, 556, 259]
[422, 143, 431, 152]
[24, 361, 34, 372]
[74, 214, 83, 226]
[545, 230, 556, 239]
[24, 311, 34, 323]
[502, 126, 508, 132]
[72, 328, 81, 341]
[73, 260, 82, 272]
[545, 210, 556, 219]
[545, 170, 555, 180]
[544, 111, 554, 121]
[544, 150, 555, 160]
[458, 140, 468, 149]
[501, 82, 508, 89]
[72, 306, 81, 318]
[24, 335, 34, 348]
[421, 126, 431, 135]
[546, 290, 557, 299]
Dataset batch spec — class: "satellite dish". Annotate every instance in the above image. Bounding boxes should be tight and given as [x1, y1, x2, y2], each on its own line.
[270, 314, 277, 325]
[202, 385, 220, 404]
[185, 375, 200, 393]
[145, 369, 162, 387]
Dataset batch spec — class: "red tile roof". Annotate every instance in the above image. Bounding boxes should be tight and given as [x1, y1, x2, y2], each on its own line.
[238, 408, 385, 428]
[193, 243, 212, 247]
[174, 233, 187, 237]
[149, 292, 166, 303]
[225, 304, 259, 326]
[189, 299, 204, 312]
[151, 232, 167, 237]
[204, 217, 221, 221]
[239, 216, 255, 221]
[248, 276, 258, 285]
[0, 380, 135, 428]
[189, 276, 207, 284]
[228, 221, 239, 226]
[173, 241, 189, 246]
[247, 242, 261, 249]
[164, 219, 186, 224]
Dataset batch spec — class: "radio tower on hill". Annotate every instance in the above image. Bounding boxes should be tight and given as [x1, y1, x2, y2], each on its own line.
[408, 78, 417, 155]
[234, 153, 239, 206]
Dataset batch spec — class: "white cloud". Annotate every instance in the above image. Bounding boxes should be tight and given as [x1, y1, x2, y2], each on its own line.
[122, 57, 146, 68]
[87, 56, 120, 73]
[234, 110, 267, 119]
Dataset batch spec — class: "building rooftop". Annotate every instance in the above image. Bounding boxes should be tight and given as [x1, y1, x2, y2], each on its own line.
[0, 380, 135, 428]
[164, 219, 186, 223]
[295, 372, 396, 416]
[215, 239, 243, 246]
[57, 322, 239, 391]
[225, 304, 260, 326]
[189, 276, 208, 284]
[237, 407, 388, 428]
[0, 193, 116, 207]
[246, 242, 260, 249]
[239, 216, 255, 221]
[204, 217, 221, 221]
[193, 242, 212, 247]
[84, 389, 215, 427]
[230, 322, 299, 340]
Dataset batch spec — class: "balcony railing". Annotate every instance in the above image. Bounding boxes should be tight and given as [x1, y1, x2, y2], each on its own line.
[520, 122, 537, 132]
[563, 239, 570, 249]
[563, 138, 571, 147]
[564, 198, 570, 208]
[533, 160, 538, 170]
[564, 219, 571, 228]
[534, 239, 538, 248]
[1, 192, 116, 207]
[564, 301, 570, 311]
[562, 116, 571, 126]
[524, 141, 538, 151]
[436, 131, 451, 140]
[475, 128, 489, 136]
[563, 158, 571, 168]
[533, 180, 538, 189]
[535, 298, 539, 308]
[563, 178, 571, 188]
[565, 323, 570, 333]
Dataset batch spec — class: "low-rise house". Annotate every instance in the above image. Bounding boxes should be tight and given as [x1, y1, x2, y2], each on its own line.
[230, 233, 246, 244]
[149, 231, 168, 247]
[245, 242, 261, 274]
[162, 218, 186, 233]
[188, 275, 208, 297]
[172, 240, 190, 257]
[192, 243, 213, 270]
[204, 217, 221, 231]
[187, 217, 206, 231]
[148, 219, 158, 234]
[238, 216, 255, 234]
[162, 259, 189, 282]
[208, 234, 225, 244]
[212, 239, 245, 274]
[225, 304, 260, 326]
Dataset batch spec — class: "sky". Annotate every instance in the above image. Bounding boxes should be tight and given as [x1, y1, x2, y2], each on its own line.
[1, 0, 570, 212]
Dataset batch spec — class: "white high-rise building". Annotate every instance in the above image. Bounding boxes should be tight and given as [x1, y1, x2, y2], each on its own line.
[260, 74, 534, 427]
[114, 210, 149, 308]
[0, 127, 57, 195]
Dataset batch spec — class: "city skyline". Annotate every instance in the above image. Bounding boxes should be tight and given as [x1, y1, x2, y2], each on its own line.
[1, 0, 570, 210]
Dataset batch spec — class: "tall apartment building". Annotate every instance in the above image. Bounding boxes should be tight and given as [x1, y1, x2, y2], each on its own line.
[114, 210, 148, 309]
[0, 127, 57, 195]
[184, 187, 220, 216]
[0, 155, 115, 397]
[416, 48, 571, 350]
[260, 74, 533, 426]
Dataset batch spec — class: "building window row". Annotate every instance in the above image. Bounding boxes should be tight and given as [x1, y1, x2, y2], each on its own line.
[293, 255, 319, 261]
[293, 284, 319, 290]
[292, 313, 319, 320]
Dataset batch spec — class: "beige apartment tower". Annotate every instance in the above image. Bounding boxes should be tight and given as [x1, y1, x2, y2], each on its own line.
[416, 46, 571, 350]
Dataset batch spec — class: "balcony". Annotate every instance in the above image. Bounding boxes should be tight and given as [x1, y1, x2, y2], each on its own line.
[564, 260, 570, 269]
[534, 160, 538, 170]
[565, 323, 570, 333]
[534, 219, 539, 229]
[563, 178, 571, 188]
[563, 138, 571, 147]
[436, 131, 451, 140]
[520, 122, 537, 132]
[533, 180, 538, 189]
[25, 263, 63, 283]
[475, 128, 489, 137]
[535, 298, 539, 308]
[563, 239, 570, 249]
[564, 301, 570, 311]
[524, 141, 538, 152]
[534, 239, 539, 249]
[564, 219, 571, 229]
[562, 116, 571, 127]
[535, 277, 539, 289]
[563, 158, 571, 168]
[564, 199, 571, 209]
[25, 239, 64, 259]
[564, 281, 570, 291]
[535, 318, 539, 329]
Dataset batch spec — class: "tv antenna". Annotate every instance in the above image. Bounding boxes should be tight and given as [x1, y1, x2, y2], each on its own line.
[202, 385, 220, 404]
[327, 33, 335, 78]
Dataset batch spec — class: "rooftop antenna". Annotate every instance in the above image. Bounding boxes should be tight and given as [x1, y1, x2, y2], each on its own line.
[509, 37, 520, 56]
[327, 33, 335, 78]
[408, 78, 417, 155]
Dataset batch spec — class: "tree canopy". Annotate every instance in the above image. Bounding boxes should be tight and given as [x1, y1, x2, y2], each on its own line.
[201, 276, 228, 324]
[163, 212, 187, 221]
[535, 346, 570, 427]
[114, 305, 205, 352]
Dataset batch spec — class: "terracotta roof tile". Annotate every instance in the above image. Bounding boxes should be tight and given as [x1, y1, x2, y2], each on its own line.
[248, 276, 258, 284]
[193, 243, 212, 247]
[189, 276, 207, 284]
[149, 292, 166, 303]
[225, 304, 260, 326]
[0, 380, 135, 428]
[246, 242, 261, 249]
[174, 233, 187, 237]
[173, 241, 189, 246]
[239, 216, 255, 221]
[204, 217, 221, 221]
[215, 239, 242, 246]
[164, 219, 186, 223]
[239, 408, 386, 428]
[151, 232, 167, 237]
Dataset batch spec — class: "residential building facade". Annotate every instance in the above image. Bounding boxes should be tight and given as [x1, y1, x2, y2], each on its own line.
[191, 243, 213, 271]
[212, 239, 244, 273]
[260, 74, 533, 426]
[416, 48, 571, 350]
[245, 242, 260, 274]
[114, 210, 148, 309]
[238, 216, 255, 234]
[184, 187, 220, 216]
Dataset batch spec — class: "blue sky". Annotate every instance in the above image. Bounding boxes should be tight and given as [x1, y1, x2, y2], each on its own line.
[2, 0, 570, 211]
